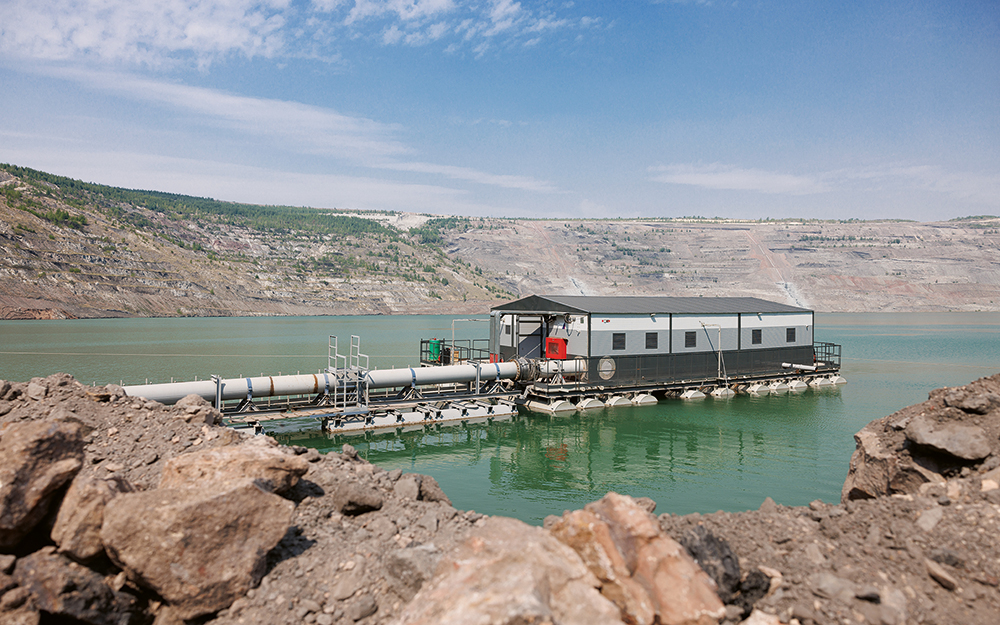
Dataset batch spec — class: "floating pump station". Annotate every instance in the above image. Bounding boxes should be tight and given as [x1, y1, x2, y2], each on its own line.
[122, 295, 844, 434]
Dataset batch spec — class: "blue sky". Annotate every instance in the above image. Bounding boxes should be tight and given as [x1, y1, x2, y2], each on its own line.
[1, 1, 997, 220]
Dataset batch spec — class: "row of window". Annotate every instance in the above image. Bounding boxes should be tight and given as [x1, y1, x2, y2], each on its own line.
[611, 328, 797, 350]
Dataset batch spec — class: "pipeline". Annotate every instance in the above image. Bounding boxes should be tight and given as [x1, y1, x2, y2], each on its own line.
[122, 373, 336, 406]
[781, 362, 817, 372]
[122, 358, 587, 406]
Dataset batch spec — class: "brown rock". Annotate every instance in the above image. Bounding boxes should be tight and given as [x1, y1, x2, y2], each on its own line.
[0, 583, 40, 625]
[0, 419, 85, 550]
[841, 427, 941, 502]
[394, 474, 421, 500]
[418, 474, 451, 505]
[905, 415, 991, 461]
[173, 394, 222, 425]
[392, 516, 624, 625]
[584, 492, 726, 625]
[158, 439, 308, 494]
[924, 558, 958, 591]
[549, 493, 725, 625]
[13, 546, 139, 625]
[51, 474, 134, 562]
[384, 543, 442, 602]
[331, 478, 384, 515]
[101, 479, 293, 619]
[943, 388, 1000, 415]
[549, 508, 656, 625]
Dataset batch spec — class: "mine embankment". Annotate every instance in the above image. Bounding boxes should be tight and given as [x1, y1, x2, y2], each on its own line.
[0, 372, 999, 624]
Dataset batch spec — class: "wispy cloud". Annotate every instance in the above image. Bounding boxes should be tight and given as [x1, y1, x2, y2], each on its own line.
[837, 164, 1000, 205]
[0, 146, 494, 214]
[651, 161, 1000, 205]
[649, 163, 828, 195]
[39, 66, 557, 194]
[380, 161, 559, 192]
[47, 67, 408, 161]
[0, 0, 598, 66]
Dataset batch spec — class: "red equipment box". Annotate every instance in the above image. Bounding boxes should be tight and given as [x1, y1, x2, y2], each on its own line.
[545, 337, 567, 360]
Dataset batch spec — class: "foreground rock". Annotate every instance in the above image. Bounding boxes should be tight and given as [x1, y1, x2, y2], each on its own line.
[158, 435, 309, 494]
[51, 474, 134, 562]
[13, 546, 140, 625]
[392, 516, 624, 624]
[0, 372, 999, 625]
[548, 493, 725, 625]
[842, 374, 1000, 501]
[102, 479, 294, 619]
[0, 419, 84, 550]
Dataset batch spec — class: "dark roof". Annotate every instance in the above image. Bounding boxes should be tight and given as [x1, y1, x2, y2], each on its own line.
[492, 295, 811, 315]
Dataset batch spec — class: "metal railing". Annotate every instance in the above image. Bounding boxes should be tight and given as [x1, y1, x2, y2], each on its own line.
[419, 338, 491, 365]
[813, 341, 841, 369]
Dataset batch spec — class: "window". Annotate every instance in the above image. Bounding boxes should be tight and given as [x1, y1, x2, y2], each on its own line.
[786, 328, 796, 343]
[645, 332, 658, 350]
[752, 329, 762, 345]
[685, 331, 696, 348]
[612, 333, 626, 350]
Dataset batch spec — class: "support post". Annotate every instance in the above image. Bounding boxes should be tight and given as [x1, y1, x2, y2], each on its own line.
[211, 375, 222, 411]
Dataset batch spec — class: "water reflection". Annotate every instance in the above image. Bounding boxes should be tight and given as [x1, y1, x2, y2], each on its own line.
[279, 390, 841, 523]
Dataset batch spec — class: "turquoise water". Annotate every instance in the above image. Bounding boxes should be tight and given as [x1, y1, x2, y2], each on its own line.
[2, 312, 998, 523]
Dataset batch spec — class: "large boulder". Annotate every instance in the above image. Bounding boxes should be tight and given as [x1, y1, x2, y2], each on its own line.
[51, 474, 134, 562]
[550, 492, 725, 625]
[843, 374, 1000, 502]
[905, 413, 991, 461]
[841, 427, 942, 501]
[0, 420, 84, 550]
[548, 507, 656, 624]
[13, 546, 140, 625]
[158, 437, 308, 494]
[101, 479, 294, 620]
[391, 516, 625, 625]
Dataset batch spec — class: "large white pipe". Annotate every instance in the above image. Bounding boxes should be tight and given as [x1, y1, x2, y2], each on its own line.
[124, 359, 588, 406]
[124, 373, 336, 405]
[363, 362, 520, 389]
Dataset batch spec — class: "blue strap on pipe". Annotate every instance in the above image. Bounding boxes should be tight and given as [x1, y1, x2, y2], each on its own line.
[494, 363, 501, 380]
[246, 378, 253, 401]
[409, 368, 417, 387]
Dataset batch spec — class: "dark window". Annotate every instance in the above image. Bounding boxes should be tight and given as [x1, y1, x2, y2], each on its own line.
[786, 327, 796, 343]
[503, 325, 511, 335]
[685, 331, 696, 348]
[645, 332, 658, 350]
[752, 329, 762, 345]
[612, 333, 626, 350]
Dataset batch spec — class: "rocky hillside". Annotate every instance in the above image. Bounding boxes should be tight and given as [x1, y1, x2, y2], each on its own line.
[1, 371, 999, 624]
[2, 164, 999, 318]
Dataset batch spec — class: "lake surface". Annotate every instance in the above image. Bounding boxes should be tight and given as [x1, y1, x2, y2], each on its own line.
[2, 312, 998, 524]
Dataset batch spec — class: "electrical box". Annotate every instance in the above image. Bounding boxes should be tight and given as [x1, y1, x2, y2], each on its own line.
[545, 337, 567, 360]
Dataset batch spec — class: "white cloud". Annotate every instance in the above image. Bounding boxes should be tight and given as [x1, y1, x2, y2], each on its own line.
[47, 67, 408, 160]
[1, 147, 492, 213]
[0, 0, 596, 65]
[0, 0, 291, 65]
[380, 161, 559, 192]
[345, 0, 456, 25]
[649, 163, 827, 195]
[651, 161, 1000, 206]
[27, 67, 556, 196]
[837, 164, 1000, 206]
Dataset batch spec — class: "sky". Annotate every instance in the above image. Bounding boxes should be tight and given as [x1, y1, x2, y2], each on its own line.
[1, 1, 998, 221]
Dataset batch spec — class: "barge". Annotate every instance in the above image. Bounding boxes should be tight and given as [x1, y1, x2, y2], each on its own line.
[121, 295, 843, 432]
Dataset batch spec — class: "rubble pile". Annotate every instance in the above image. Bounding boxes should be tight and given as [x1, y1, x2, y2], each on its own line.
[0, 372, 998, 624]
